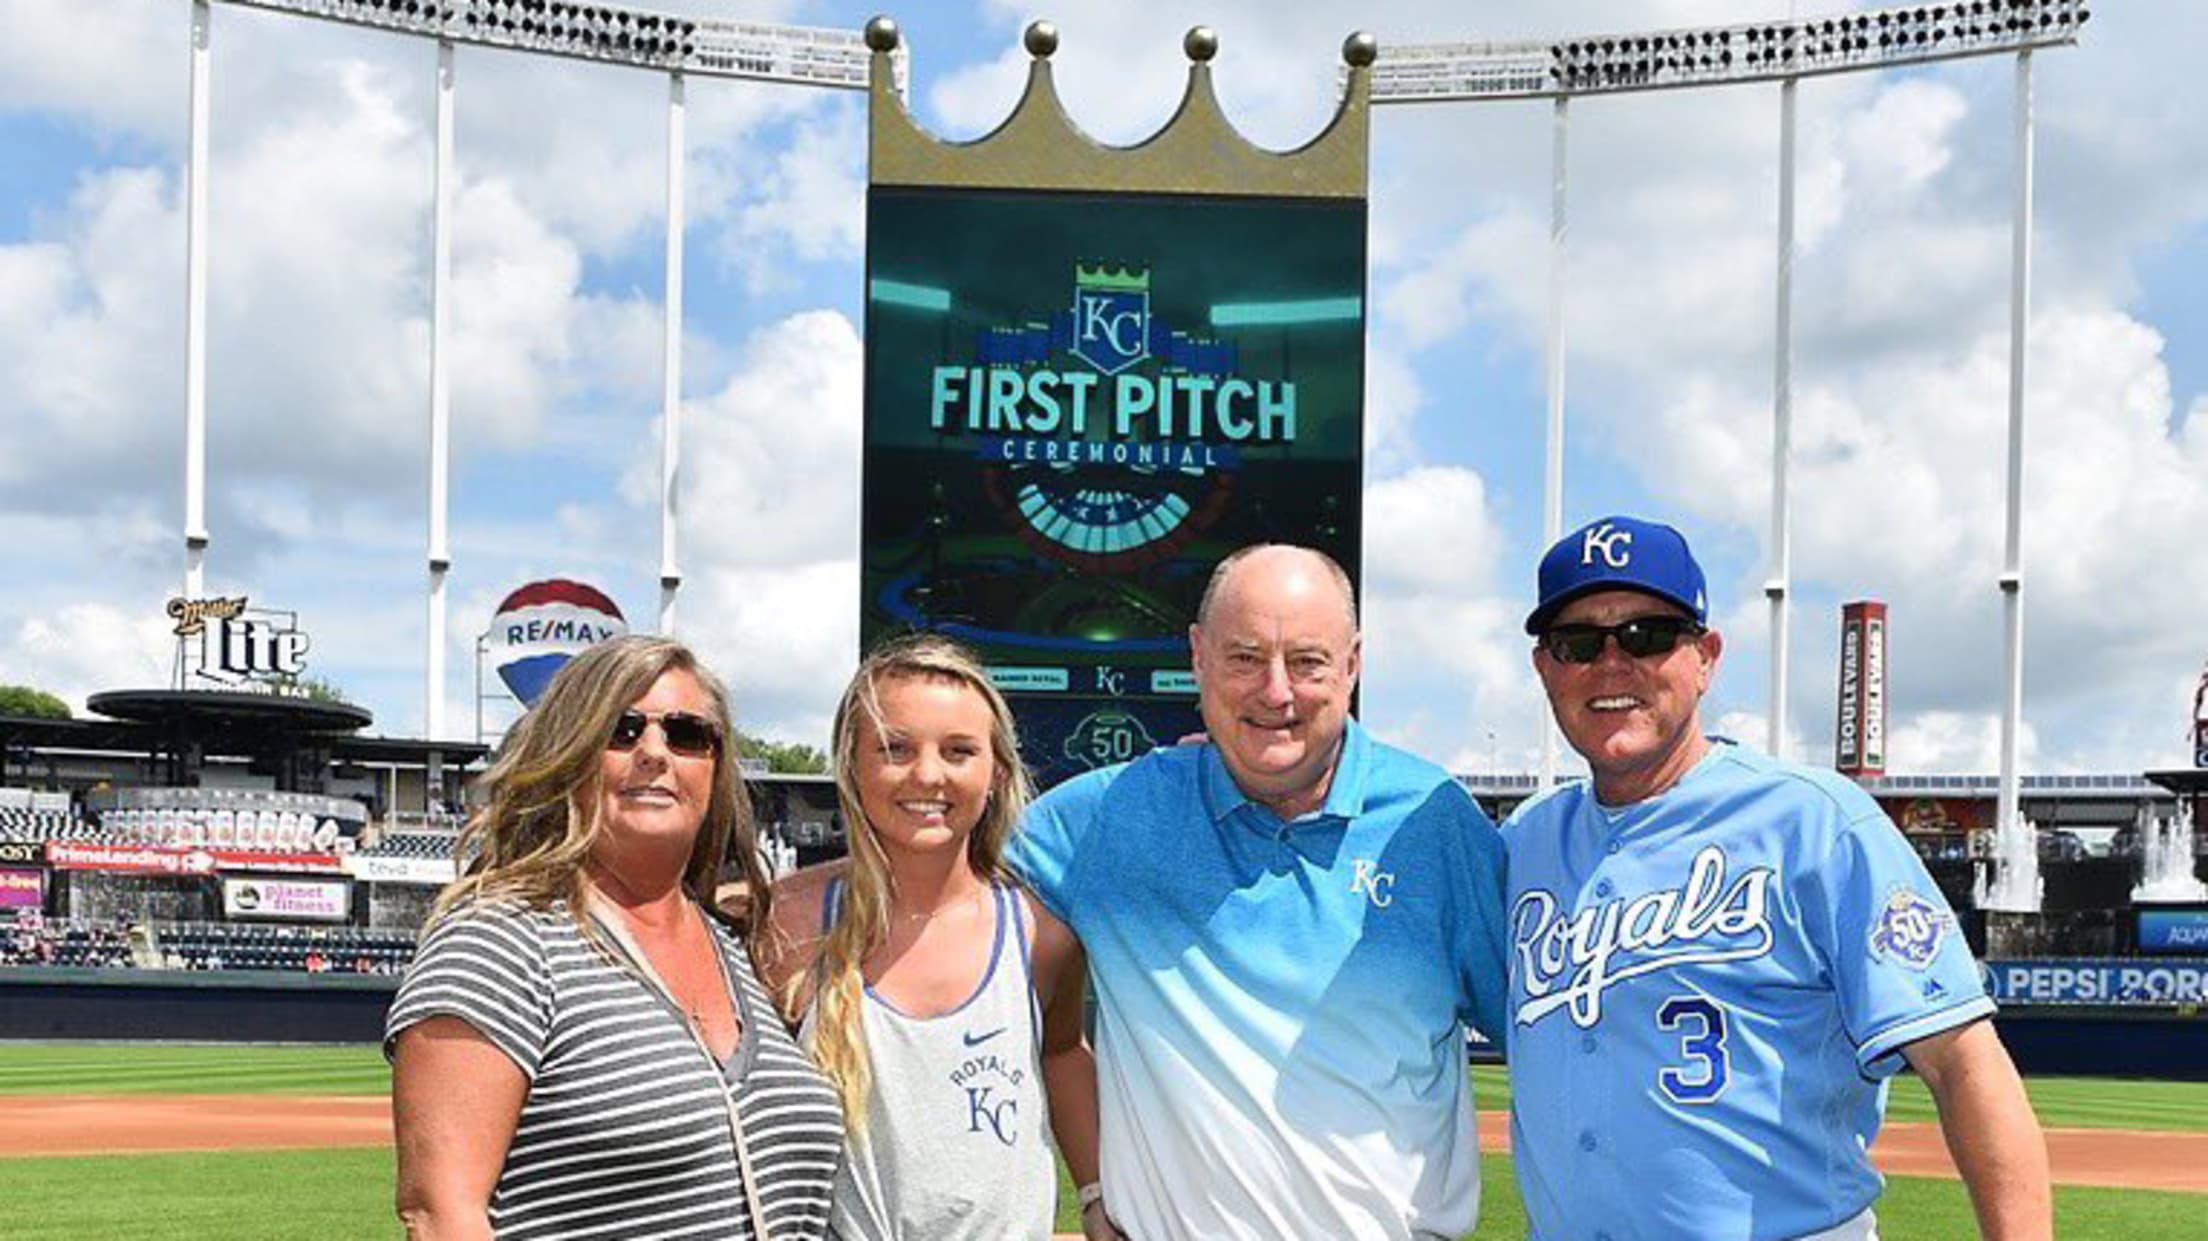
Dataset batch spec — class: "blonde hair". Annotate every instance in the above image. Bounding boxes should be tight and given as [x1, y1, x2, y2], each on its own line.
[430, 635, 772, 959]
[803, 633, 1032, 1128]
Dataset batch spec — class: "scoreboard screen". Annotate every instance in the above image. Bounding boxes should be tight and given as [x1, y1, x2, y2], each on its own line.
[861, 185, 1365, 786]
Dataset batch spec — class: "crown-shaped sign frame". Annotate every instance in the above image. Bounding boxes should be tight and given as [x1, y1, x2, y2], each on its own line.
[865, 18, 1373, 199]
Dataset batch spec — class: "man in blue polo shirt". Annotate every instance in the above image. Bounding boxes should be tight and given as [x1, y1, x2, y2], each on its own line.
[1009, 543, 1509, 1241]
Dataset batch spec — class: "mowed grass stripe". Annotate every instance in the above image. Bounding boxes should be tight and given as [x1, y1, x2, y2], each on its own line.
[5, 1048, 2202, 1132]
[1471, 1065, 2208, 1134]
[0, 1044, 389, 1096]
[0, 1147, 402, 1241]
[0, 1147, 2196, 1241]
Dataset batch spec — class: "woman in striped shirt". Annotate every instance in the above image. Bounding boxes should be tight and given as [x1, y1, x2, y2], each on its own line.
[388, 635, 842, 1240]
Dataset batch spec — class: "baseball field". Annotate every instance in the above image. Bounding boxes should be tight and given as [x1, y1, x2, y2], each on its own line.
[0, 1045, 2202, 1239]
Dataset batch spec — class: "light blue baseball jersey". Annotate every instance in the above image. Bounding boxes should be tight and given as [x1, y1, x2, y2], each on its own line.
[1501, 740, 1993, 1241]
[1008, 720, 1509, 1241]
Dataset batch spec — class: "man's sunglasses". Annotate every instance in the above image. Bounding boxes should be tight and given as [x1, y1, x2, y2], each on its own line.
[607, 709, 722, 758]
[1538, 615, 1705, 665]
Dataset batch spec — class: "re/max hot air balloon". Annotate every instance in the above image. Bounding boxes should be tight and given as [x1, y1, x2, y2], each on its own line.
[486, 580, 627, 706]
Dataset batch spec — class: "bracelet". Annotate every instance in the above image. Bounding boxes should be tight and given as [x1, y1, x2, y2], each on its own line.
[1077, 1181, 1105, 1211]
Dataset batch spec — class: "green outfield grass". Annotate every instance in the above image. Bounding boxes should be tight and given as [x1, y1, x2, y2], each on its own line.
[1, 1045, 2202, 1238]
[1, 1145, 2198, 1240]
[0, 1043, 392, 1096]
[1465, 1064, 2208, 1133]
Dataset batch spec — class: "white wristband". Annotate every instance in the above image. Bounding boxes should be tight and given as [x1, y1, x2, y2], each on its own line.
[1077, 1181, 1105, 1211]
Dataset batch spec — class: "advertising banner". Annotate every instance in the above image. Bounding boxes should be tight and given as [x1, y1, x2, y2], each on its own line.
[45, 842, 344, 876]
[0, 866, 44, 909]
[221, 876, 351, 923]
[0, 841, 44, 866]
[1835, 600, 1887, 776]
[862, 189, 1365, 786]
[1983, 958, 2208, 1006]
[2137, 908, 2208, 955]
[342, 854, 457, 886]
[46, 842, 217, 875]
[486, 579, 627, 707]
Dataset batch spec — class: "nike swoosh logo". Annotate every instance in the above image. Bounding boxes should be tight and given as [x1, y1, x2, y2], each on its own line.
[963, 1027, 1006, 1048]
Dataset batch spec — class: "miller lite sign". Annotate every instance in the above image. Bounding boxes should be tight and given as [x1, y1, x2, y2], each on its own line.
[168, 597, 310, 692]
[1836, 600, 1888, 777]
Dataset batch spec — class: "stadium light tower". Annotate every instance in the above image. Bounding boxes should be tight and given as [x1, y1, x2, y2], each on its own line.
[1369, 0, 2088, 818]
[178, 0, 898, 740]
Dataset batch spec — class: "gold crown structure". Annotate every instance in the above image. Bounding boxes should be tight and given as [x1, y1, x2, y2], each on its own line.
[1074, 264, 1150, 291]
[864, 18, 1373, 198]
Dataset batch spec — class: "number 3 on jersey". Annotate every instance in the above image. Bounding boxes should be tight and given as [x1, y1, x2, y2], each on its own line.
[1656, 996, 1730, 1104]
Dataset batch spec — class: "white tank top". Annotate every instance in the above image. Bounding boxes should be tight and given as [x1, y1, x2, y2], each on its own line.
[806, 878, 1058, 1240]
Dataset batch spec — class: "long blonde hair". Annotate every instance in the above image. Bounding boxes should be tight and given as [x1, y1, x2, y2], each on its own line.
[431, 635, 773, 956]
[805, 633, 1032, 1127]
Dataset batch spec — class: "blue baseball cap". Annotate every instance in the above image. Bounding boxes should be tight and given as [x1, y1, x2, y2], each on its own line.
[1525, 515, 1709, 634]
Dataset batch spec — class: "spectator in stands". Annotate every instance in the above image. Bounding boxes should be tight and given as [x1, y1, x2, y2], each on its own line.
[758, 634, 1108, 1239]
[387, 635, 841, 1239]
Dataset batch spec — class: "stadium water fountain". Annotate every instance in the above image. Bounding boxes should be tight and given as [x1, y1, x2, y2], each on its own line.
[1974, 812, 2044, 914]
[2132, 802, 2206, 904]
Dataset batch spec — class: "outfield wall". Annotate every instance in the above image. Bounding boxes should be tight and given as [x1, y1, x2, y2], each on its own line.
[0, 968, 395, 1044]
[3, 969, 2204, 1081]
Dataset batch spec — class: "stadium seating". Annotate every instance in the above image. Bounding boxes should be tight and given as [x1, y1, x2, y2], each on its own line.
[149, 921, 417, 975]
[353, 831, 459, 860]
[0, 806, 117, 843]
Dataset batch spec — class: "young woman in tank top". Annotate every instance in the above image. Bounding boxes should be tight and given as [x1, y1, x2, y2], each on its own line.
[760, 635, 1120, 1240]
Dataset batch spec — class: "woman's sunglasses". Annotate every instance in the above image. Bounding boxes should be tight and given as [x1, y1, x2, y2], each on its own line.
[607, 709, 722, 758]
[1538, 615, 1705, 665]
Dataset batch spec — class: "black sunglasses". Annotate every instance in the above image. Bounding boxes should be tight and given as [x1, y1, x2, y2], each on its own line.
[1538, 615, 1705, 665]
[607, 709, 722, 758]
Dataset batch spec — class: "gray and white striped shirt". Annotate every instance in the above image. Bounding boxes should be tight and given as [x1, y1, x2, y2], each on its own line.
[387, 899, 842, 1240]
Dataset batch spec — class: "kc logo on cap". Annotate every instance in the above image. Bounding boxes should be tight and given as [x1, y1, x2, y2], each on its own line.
[1580, 522, 1633, 569]
[1527, 514, 1708, 635]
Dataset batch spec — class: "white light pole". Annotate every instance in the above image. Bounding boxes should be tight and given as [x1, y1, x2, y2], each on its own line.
[659, 71, 686, 635]
[1996, 49, 2035, 844]
[1768, 76, 1797, 761]
[1539, 95, 1567, 789]
[182, 0, 212, 599]
[426, 38, 454, 740]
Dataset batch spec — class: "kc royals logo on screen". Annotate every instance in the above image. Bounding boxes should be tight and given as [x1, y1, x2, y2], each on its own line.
[928, 259, 1299, 470]
[1867, 886, 1953, 970]
[1070, 263, 1150, 374]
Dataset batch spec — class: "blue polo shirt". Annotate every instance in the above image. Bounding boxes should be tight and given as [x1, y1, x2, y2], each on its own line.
[1008, 721, 1509, 1241]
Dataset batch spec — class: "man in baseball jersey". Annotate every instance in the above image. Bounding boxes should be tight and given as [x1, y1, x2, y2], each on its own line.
[1505, 515, 2051, 1240]
[1010, 544, 1510, 1240]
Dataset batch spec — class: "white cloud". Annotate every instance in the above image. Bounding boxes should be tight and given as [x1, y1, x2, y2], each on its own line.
[682, 559, 860, 752]
[644, 308, 863, 570]
[0, 604, 172, 711]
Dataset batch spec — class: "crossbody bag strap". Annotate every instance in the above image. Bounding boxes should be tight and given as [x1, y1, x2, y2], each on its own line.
[723, 1085, 774, 1241]
[584, 891, 774, 1240]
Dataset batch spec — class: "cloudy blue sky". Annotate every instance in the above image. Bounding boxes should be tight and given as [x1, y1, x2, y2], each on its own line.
[3, 0, 2203, 778]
